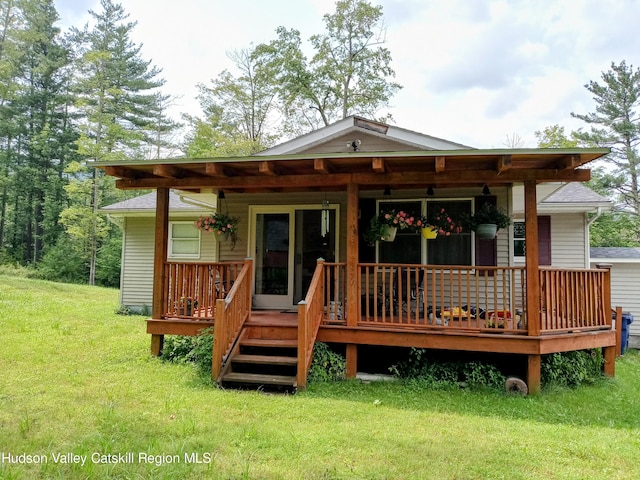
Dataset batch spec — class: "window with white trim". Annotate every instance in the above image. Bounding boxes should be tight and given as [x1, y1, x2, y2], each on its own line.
[169, 222, 201, 258]
[426, 199, 472, 266]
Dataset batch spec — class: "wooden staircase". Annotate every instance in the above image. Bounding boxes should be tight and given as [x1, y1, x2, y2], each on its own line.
[218, 313, 299, 391]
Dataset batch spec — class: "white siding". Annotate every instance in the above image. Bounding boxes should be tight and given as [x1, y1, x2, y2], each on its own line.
[120, 216, 219, 310]
[589, 261, 640, 347]
[550, 213, 588, 268]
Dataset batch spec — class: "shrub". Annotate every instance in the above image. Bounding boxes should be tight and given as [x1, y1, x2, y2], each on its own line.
[392, 348, 506, 390]
[541, 349, 604, 387]
[308, 342, 346, 383]
[161, 328, 214, 377]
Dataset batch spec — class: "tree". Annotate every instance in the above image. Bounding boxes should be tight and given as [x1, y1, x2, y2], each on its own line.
[255, 0, 401, 135]
[536, 123, 640, 246]
[186, 48, 278, 156]
[572, 61, 640, 218]
[66, 0, 167, 284]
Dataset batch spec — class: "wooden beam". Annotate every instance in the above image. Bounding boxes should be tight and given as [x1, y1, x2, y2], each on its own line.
[346, 182, 359, 327]
[153, 164, 186, 178]
[524, 180, 541, 337]
[435, 156, 445, 173]
[259, 161, 278, 176]
[204, 163, 230, 177]
[151, 188, 170, 356]
[104, 166, 141, 179]
[561, 154, 581, 170]
[498, 155, 512, 173]
[314, 158, 333, 174]
[372, 157, 386, 173]
[115, 168, 592, 190]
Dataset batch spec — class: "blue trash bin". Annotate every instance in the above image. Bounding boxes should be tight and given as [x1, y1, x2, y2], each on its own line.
[620, 312, 634, 355]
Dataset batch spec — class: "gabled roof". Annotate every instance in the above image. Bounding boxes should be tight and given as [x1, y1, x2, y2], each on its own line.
[591, 247, 640, 262]
[256, 116, 472, 155]
[101, 191, 212, 216]
[536, 183, 612, 213]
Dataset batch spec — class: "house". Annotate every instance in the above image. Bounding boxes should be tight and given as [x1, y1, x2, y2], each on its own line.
[96, 116, 619, 394]
[590, 247, 640, 348]
[102, 191, 219, 311]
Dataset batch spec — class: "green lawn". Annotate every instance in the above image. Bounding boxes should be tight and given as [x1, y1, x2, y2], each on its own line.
[1, 275, 639, 480]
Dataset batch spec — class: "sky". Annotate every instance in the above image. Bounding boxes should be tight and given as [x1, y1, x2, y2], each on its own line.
[53, 0, 640, 149]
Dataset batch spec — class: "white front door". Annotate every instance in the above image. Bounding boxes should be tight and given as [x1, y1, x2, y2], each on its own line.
[250, 205, 338, 310]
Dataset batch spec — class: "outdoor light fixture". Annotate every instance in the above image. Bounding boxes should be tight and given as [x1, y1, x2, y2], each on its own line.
[321, 199, 330, 238]
[427, 185, 435, 196]
[347, 139, 361, 151]
[218, 190, 226, 200]
[383, 186, 391, 197]
[482, 184, 491, 196]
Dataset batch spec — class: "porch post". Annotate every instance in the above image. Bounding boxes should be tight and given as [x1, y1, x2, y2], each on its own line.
[524, 180, 541, 336]
[345, 183, 359, 378]
[151, 187, 170, 356]
[524, 181, 541, 394]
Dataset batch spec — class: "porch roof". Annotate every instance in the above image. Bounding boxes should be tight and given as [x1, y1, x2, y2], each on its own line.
[95, 148, 609, 193]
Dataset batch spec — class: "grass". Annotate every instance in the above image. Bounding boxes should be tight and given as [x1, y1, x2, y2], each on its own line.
[1, 275, 640, 479]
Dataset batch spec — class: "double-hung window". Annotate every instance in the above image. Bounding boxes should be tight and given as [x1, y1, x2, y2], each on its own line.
[169, 222, 201, 258]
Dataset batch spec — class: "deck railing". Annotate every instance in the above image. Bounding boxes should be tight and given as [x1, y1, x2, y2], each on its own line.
[164, 261, 244, 320]
[357, 263, 527, 332]
[212, 259, 253, 380]
[297, 260, 327, 389]
[539, 267, 611, 333]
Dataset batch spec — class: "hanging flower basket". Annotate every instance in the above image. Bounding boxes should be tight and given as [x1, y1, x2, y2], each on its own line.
[195, 212, 239, 249]
[416, 208, 462, 237]
[463, 203, 511, 240]
[364, 210, 416, 246]
[421, 226, 438, 239]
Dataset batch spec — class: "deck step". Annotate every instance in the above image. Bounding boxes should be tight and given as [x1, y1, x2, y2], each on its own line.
[240, 338, 298, 348]
[232, 354, 297, 366]
[222, 372, 296, 386]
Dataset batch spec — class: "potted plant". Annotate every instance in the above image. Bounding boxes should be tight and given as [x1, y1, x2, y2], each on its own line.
[364, 210, 416, 245]
[195, 212, 240, 249]
[417, 208, 462, 239]
[465, 203, 511, 239]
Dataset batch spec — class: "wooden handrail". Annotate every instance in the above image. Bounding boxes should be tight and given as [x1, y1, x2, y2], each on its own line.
[296, 259, 326, 389]
[539, 268, 610, 333]
[212, 259, 253, 381]
[358, 263, 527, 332]
[163, 262, 244, 320]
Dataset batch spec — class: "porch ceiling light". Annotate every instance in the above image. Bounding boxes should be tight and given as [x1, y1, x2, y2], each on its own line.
[218, 190, 226, 199]
[427, 185, 435, 196]
[383, 186, 391, 197]
[482, 184, 491, 196]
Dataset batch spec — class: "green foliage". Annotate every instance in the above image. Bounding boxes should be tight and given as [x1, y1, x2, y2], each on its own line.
[541, 349, 604, 387]
[535, 124, 579, 148]
[464, 203, 512, 231]
[161, 328, 214, 377]
[392, 348, 506, 390]
[95, 233, 122, 287]
[36, 236, 88, 284]
[308, 342, 346, 383]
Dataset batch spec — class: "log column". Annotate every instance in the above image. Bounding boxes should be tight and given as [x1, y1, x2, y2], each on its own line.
[151, 187, 170, 356]
[345, 183, 359, 378]
[524, 180, 541, 393]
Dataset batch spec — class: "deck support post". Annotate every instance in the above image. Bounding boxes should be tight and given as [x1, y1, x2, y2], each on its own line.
[151, 334, 164, 356]
[151, 187, 170, 356]
[527, 354, 541, 395]
[603, 345, 616, 377]
[345, 183, 359, 378]
[346, 344, 358, 379]
[524, 181, 541, 336]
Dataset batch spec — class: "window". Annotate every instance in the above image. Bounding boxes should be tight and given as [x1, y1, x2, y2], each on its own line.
[426, 200, 472, 266]
[376, 199, 473, 266]
[169, 222, 200, 258]
[513, 216, 551, 265]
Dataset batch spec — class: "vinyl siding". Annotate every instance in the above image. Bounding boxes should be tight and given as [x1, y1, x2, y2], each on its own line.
[120, 216, 218, 309]
[550, 213, 588, 268]
[589, 261, 640, 346]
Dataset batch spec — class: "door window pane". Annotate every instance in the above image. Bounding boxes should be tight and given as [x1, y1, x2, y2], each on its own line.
[255, 213, 289, 295]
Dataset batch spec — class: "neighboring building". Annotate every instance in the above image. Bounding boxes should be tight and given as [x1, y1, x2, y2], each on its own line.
[590, 247, 640, 348]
